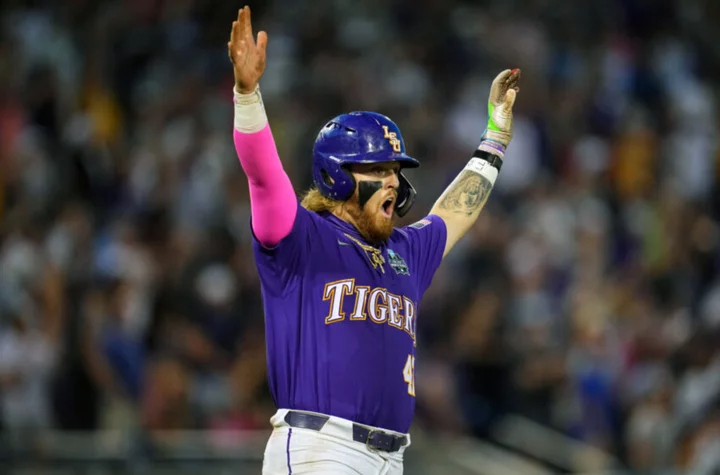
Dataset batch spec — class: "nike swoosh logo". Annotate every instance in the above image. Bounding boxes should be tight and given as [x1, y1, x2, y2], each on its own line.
[337, 240, 353, 246]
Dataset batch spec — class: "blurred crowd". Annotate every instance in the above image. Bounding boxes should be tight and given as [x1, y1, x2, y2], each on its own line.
[2, 0, 720, 472]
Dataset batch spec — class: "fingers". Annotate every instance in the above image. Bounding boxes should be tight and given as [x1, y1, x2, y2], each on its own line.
[503, 68, 519, 112]
[489, 68, 520, 107]
[500, 68, 520, 109]
[507, 68, 521, 89]
[229, 19, 243, 63]
[230, 6, 267, 79]
[503, 88, 517, 113]
[239, 6, 248, 39]
[257, 31, 268, 59]
[230, 6, 256, 62]
[228, 21, 237, 62]
[496, 68, 520, 87]
[244, 5, 255, 45]
[230, 18, 238, 45]
[232, 6, 254, 47]
[493, 69, 512, 85]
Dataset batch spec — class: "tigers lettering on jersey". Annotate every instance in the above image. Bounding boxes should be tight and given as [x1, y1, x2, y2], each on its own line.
[323, 278, 417, 344]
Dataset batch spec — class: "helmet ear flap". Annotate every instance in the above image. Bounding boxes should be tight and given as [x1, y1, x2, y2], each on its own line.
[320, 169, 335, 187]
[313, 161, 356, 201]
[395, 172, 416, 217]
[337, 166, 357, 201]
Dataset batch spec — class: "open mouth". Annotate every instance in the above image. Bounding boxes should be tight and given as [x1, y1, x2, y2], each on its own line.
[381, 197, 395, 218]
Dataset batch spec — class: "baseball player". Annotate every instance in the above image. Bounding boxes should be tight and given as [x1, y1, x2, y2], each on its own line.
[228, 6, 519, 474]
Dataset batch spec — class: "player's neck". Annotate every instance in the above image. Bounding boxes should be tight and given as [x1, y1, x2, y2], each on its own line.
[330, 207, 364, 238]
[331, 207, 359, 230]
[331, 207, 388, 247]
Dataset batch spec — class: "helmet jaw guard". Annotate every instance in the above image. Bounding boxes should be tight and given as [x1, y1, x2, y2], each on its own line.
[395, 173, 416, 218]
[312, 111, 419, 216]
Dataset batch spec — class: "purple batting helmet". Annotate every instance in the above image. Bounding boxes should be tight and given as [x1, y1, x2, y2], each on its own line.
[311, 111, 419, 217]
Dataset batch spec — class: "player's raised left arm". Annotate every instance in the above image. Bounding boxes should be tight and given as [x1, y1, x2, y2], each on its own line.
[429, 69, 520, 258]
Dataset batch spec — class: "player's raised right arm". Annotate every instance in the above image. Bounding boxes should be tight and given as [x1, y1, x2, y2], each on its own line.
[229, 6, 296, 248]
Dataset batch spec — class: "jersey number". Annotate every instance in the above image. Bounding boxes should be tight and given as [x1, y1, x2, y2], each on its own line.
[403, 354, 415, 396]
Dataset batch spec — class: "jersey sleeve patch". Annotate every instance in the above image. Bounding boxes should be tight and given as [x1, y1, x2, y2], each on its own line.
[408, 219, 432, 230]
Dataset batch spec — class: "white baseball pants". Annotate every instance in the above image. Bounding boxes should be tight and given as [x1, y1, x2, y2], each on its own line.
[262, 409, 410, 475]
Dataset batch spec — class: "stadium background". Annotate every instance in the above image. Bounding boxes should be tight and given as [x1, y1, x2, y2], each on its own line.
[1, 0, 720, 473]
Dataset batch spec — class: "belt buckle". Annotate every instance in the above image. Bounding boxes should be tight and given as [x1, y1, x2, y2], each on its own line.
[365, 429, 381, 452]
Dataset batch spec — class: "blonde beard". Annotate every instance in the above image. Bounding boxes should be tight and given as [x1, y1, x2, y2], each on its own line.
[345, 196, 395, 244]
[301, 187, 395, 244]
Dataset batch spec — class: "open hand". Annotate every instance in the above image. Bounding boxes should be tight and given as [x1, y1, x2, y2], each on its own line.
[228, 6, 268, 94]
[483, 68, 521, 149]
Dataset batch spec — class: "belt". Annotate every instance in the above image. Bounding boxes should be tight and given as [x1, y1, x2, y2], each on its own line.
[283, 410, 408, 453]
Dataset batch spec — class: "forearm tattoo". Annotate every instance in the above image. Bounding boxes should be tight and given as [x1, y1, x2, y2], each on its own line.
[437, 171, 493, 217]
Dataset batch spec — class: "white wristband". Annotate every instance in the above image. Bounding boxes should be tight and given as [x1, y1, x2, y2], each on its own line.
[464, 157, 499, 186]
[233, 85, 268, 133]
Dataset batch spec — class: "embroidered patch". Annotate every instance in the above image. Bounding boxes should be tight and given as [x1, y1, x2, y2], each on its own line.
[387, 249, 410, 276]
[409, 219, 431, 229]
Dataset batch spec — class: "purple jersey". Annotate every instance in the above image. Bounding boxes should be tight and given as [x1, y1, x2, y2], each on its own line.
[251, 201, 447, 433]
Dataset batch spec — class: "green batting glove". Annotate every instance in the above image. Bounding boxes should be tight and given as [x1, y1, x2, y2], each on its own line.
[479, 68, 520, 158]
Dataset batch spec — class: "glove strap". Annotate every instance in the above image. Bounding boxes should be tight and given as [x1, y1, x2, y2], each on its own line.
[472, 147, 504, 172]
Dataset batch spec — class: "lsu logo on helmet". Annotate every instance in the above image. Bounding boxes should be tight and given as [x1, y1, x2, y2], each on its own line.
[382, 126, 402, 152]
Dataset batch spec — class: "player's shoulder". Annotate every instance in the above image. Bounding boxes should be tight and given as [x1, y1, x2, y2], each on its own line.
[395, 215, 444, 236]
[296, 204, 335, 227]
[298, 206, 352, 239]
[405, 216, 437, 231]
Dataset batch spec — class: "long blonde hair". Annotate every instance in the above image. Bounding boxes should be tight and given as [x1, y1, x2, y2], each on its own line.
[300, 187, 343, 213]
[300, 186, 393, 243]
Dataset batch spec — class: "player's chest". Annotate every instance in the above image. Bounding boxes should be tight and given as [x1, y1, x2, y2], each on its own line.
[309, 233, 418, 342]
[318, 232, 414, 293]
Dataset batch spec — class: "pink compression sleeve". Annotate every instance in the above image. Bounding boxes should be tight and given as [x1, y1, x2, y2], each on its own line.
[233, 125, 297, 247]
